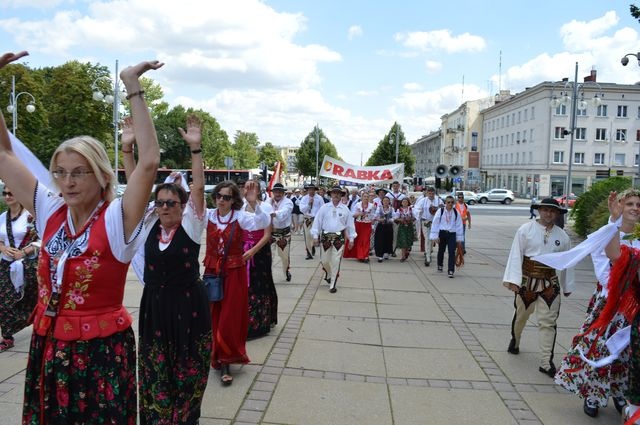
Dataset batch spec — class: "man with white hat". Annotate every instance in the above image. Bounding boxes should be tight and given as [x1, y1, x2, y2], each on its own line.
[503, 197, 574, 378]
[311, 185, 356, 293]
[299, 183, 324, 260]
[266, 183, 294, 281]
[413, 186, 443, 266]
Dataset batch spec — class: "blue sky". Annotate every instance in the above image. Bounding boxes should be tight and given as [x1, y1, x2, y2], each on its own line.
[1, 0, 640, 166]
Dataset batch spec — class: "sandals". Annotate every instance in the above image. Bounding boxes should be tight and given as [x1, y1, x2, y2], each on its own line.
[221, 364, 233, 386]
[0, 338, 14, 353]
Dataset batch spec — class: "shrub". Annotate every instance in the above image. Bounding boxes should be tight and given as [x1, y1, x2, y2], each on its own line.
[571, 176, 632, 237]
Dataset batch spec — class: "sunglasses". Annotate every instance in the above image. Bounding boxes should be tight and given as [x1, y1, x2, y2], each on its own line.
[215, 193, 233, 201]
[154, 200, 180, 208]
[2, 191, 12, 196]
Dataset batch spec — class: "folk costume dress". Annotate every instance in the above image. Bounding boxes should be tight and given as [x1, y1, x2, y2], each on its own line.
[242, 202, 278, 339]
[23, 183, 142, 425]
[265, 196, 294, 281]
[374, 205, 394, 260]
[0, 207, 39, 344]
[343, 200, 375, 260]
[204, 206, 270, 368]
[138, 200, 212, 424]
[395, 206, 416, 251]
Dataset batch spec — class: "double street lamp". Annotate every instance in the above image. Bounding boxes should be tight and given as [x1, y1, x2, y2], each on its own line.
[90, 60, 123, 173]
[549, 62, 601, 199]
[621, 51, 640, 181]
[7, 75, 36, 135]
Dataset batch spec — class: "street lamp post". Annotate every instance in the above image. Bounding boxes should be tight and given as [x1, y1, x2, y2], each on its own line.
[389, 124, 400, 163]
[549, 62, 602, 200]
[307, 125, 326, 184]
[621, 51, 640, 182]
[90, 60, 122, 173]
[7, 75, 36, 135]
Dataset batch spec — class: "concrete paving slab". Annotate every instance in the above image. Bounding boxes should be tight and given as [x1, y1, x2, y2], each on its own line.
[315, 286, 375, 303]
[374, 290, 436, 306]
[377, 303, 448, 321]
[247, 334, 278, 365]
[452, 305, 514, 325]
[389, 385, 517, 425]
[307, 299, 378, 318]
[332, 269, 373, 288]
[299, 316, 381, 345]
[372, 272, 427, 291]
[274, 284, 305, 299]
[490, 351, 561, 385]
[0, 351, 28, 383]
[0, 401, 22, 424]
[522, 391, 620, 425]
[288, 339, 385, 375]
[200, 365, 260, 420]
[264, 375, 392, 425]
[384, 347, 487, 381]
[380, 322, 466, 349]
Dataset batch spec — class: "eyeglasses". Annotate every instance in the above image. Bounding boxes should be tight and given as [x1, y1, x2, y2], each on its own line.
[445, 201, 454, 204]
[154, 200, 180, 208]
[2, 191, 12, 196]
[52, 168, 94, 180]
[215, 193, 233, 201]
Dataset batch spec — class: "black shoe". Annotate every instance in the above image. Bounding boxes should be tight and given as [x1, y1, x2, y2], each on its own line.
[329, 287, 337, 293]
[378, 258, 383, 263]
[613, 396, 627, 414]
[306, 254, 313, 260]
[507, 339, 519, 355]
[286, 271, 291, 282]
[312, 247, 316, 256]
[583, 398, 598, 417]
[424, 259, 430, 266]
[391, 252, 397, 258]
[538, 363, 556, 378]
[448, 271, 454, 278]
[325, 277, 331, 284]
[437, 266, 443, 272]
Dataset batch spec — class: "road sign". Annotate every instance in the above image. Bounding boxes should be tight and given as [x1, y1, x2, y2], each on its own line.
[224, 156, 234, 169]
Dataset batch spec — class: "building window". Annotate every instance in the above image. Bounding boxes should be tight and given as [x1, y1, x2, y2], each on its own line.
[576, 108, 587, 117]
[553, 151, 564, 163]
[529, 152, 533, 163]
[594, 153, 605, 165]
[637, 129, 640, 142]
[555, 104, 567, 115]
[575, 128, 586, 140]
[554, 127, 566, 139]
[531, 106, 535, 119]
[573, 152, 585, 164]
[618, 105, 628, 118]
[595, 128, 607, 141]
[597, 104, 608, 117]
[614, 153, 626, 166]
[636, 154, 639, 167]
[524, 109, 528, 121]
[616, 129, 627, 142]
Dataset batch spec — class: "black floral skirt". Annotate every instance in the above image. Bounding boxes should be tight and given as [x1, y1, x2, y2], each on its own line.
[247, 243, 278, 339]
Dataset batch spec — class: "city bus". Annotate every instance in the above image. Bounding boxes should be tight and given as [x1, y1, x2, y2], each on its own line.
[116, 168, 257, 193]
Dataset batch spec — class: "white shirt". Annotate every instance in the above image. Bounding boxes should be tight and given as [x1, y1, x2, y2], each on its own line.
[414, 195, 444, 221]
[0, 209, 32, 261]
[353, 201, 376, 222]
[429, 207, 464, 242]
[206, 204, 270, 231]
[298, 194, 324, 218]
[265, 196, 293, 228]
[386, 191, 407, 208]
[239, 202, 273, 231]
[347, 195, 360, 213]
[311, 201, 356, 242]
[503, 220, 574, 293]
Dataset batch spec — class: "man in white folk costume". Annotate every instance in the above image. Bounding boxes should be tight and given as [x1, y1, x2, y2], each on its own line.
[503, 198, 574, 378]
[311, 185, 356, 293]
[414, 186, 443, 266]
[298, 184, 324, 260]
[266, 183, 294, 282]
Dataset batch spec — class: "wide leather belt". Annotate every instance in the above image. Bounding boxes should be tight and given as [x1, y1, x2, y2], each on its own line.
[522, 256, 557, 279]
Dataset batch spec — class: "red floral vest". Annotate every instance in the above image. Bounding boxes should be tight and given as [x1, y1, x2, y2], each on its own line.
[203, 219, 245, 275]
[32, 203, 132, 340]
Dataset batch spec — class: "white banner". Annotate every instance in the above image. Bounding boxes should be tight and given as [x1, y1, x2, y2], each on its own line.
[319, 155, 404, 184]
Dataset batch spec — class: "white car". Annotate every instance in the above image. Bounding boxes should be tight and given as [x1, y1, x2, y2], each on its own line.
[476, 189, 515, 205]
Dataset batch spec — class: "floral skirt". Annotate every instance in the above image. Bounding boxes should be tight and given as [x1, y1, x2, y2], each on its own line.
[396, 223, 416, 250]
[0, 257, 38, 339]
[22, 327, 137, 425]
[247, 243, 278, 339]
[554, 284, 629, 406]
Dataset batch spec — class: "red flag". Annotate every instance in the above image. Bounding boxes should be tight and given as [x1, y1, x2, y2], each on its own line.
[266, 161, 282, 196]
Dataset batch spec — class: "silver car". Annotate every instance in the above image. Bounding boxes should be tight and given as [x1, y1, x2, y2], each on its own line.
[476, 189, 515, 205]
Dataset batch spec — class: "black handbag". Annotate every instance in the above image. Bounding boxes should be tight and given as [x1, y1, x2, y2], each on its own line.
[203, 221, 236, 302]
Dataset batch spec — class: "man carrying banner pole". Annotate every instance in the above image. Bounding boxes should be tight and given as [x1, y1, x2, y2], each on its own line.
[299, 183, 324, 260]
[266, 183, 294, 281]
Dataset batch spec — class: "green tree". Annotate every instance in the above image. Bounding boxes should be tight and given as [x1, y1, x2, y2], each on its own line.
[295, 127, 340, 180]
[365, 122, 415, 176]
[631, 4, 640, 22]
[259, 142, 285, 172]
[123, 76, 168, 120]
[232, 131, 260, 169]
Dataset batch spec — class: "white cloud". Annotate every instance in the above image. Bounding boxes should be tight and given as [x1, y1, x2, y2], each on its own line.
[425, 60, 442, 73]
[403, 82, 422, 91]
[355, 89, 378, 96]
[395, 29, 486, 53]
[1, 0, 63, 8]
[348, 25, 362, 40]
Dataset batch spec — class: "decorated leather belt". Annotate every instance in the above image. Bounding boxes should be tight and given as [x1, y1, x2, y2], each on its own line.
[522, 256, 557, 280]
[321, 231, 344, 241]
[321, 232, 345, 251]
[422, 220, 432, 228]
[272, 226, 291, 237]
[304, 217, 314, 227]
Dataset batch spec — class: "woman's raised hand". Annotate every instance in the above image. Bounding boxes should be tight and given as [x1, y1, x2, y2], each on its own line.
[119, 60, 164, 87]
[178, 115, 202, 148]
[0, 51, 28, 69]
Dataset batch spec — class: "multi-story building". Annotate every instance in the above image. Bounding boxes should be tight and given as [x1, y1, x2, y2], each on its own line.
[480, 71, 640, 197]
[410, 130, 442, 182]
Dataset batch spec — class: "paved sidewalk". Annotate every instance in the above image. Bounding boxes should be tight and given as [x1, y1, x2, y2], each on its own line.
[0, 212, 621, 424]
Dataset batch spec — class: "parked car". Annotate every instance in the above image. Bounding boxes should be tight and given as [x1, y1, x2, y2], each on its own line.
[554, 194, 577, 208]
[437, 191, 478, 205]
[476, 189, 515, 205]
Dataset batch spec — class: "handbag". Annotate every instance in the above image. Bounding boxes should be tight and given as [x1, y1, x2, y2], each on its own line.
[203, 221, 236, 302]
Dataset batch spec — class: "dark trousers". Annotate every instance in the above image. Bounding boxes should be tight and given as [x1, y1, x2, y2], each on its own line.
[437, 230, 457, 273]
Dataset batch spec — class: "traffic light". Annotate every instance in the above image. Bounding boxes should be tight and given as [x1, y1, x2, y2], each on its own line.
[261, 165, 268, 182]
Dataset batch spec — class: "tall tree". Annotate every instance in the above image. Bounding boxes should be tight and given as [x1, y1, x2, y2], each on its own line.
[295, 127, 340, 180]
[365, 122, 415, 176]
[259, 142, 286, 172]
[232, 131, 260, 169]
[631, 4, 640, 22]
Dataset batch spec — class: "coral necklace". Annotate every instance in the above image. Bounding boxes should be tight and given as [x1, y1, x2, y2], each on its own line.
[217, 209, 234, 225]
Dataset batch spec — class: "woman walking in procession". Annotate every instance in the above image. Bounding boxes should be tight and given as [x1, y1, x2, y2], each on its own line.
[134, 115, 212, 424]
[374, 196, 394, 262]
[395, 197, 416, 262]
[0, 51, 162, 424]
[0, 186, 39, 352]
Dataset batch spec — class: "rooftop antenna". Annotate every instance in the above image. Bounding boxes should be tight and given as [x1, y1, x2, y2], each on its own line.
[461, 74, 465, 103]
[498, 50, 502, 94]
